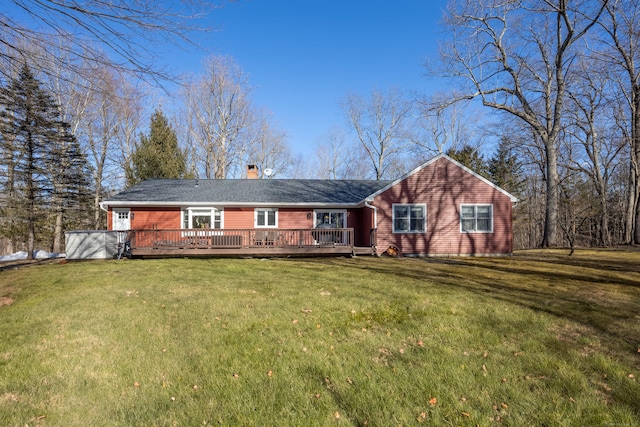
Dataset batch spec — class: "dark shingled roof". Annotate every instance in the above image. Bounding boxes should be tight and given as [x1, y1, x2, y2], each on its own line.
[105, 179, 392, 206]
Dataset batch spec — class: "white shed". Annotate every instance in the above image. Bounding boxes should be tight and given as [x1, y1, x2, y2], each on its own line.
[65, 230, 125, 260]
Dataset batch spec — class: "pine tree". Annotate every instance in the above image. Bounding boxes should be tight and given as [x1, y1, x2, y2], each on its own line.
[127, 109, 190, 187]
[446, 145, 490, 178]
[488, 137, 523, 196]
[0, 65, 90, 258]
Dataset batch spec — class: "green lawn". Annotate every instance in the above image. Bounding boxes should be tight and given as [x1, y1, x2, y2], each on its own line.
[0, 250, 639, 426]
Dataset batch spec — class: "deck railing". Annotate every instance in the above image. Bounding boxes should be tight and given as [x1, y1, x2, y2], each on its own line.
[127, 228, 354, 251]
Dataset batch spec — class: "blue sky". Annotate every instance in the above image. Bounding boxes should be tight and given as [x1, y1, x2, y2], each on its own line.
[169, 0, 449, 158]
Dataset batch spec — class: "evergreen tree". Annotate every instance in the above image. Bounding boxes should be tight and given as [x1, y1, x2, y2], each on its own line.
[488, 137, 523, 196]
[0, 65, 90, 258]
[446, 145, 489, 179]
[127, 109, 190, 187]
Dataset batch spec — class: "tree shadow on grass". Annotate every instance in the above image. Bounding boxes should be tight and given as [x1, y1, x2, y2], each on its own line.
[0, 258, 62, 272]
[312, 253, 640, 347]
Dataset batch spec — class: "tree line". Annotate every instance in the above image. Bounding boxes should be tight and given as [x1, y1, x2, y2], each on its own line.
[1, 0, 639, 255]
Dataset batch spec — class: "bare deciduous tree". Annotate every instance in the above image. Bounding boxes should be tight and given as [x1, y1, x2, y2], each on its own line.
[114, 80, 147, 190]
[184, 55, 253, 179]
[565, 59, 624, 246]
[599, 0, 640, 243]
[242, 110, 292, 179]
[0, 0, 214, 84]
[312, 127, 370, 180]
[438, 0, 607, 247]
[413, 95, 488, 162]
[341, 87, 413, 180]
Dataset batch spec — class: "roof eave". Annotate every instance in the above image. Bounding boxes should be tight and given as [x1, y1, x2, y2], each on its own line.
[100, 201, 364, 209]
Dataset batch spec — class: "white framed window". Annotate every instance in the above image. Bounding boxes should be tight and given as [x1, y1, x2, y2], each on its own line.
[392, 204, 426, 233]
[314, 210, 346, 228]
[182, 208, 222, 229]
[460, 204, 493, 233]
[255, 208, 278, 228]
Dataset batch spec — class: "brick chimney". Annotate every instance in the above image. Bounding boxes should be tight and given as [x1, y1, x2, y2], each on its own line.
[247, 164, 259, 179]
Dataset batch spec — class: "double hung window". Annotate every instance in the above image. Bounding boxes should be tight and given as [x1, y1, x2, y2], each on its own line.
[460, 205, 493, 232]
[393, 204, 426, 233]
[255, 208, 278, 228]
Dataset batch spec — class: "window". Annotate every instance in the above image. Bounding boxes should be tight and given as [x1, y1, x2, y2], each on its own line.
[314, 210, 346, 228]
[393, 204, 426, 233]
[182, 208, 222, 229]
[255, 208, 277, 228]
[460, 205, 493, 232]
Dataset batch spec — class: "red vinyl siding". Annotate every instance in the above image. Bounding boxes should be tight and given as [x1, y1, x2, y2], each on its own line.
[373, 157, 513, 256]
[278, 209, 314, 228]
[132, 207, 181, 229]
[107, 207, 181, 230]
[224, 208, 254, 228]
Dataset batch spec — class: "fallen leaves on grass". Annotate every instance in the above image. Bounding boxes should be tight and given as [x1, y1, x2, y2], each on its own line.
[428, 397, 437, 406]
[417, 411, 427, 422]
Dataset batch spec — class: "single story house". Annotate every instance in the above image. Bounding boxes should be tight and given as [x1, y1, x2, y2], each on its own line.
[99, 154, 518, 257]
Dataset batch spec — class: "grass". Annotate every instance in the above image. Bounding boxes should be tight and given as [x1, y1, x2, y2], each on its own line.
[0, 249, 639, 426]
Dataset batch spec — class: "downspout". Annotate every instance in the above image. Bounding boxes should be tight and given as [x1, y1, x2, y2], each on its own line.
[364, 198, 378, 255]
[99, 201, 110, 231]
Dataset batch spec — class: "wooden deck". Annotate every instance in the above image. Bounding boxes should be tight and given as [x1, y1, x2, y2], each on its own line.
[125, 228, 375, 258]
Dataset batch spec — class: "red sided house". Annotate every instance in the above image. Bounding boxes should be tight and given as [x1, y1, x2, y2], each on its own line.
[100, 154, 518, 257]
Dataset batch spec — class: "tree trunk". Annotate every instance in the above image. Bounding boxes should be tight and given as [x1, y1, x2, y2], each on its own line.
[27, 221, 35, 260]
[600, 190, 611, 247]
[542, 143, 559, 247]
[633, 94, 640, 244]
[53, 205, 63, 253]
[94, 177, 103, 229]
[625, 161, 637, 244]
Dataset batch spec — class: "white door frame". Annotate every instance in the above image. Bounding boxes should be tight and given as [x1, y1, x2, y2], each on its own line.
[112, 208, 131, 230]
